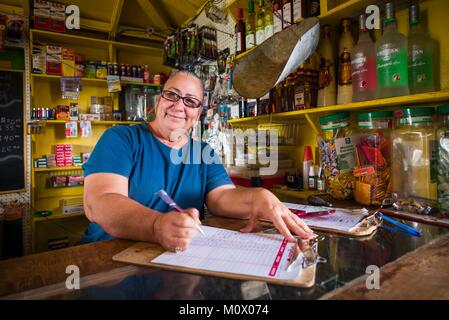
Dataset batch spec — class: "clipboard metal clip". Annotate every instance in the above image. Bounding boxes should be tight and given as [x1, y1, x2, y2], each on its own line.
[286, 235, 327, 272]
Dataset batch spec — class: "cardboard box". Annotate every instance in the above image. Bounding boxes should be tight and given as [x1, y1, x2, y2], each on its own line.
[61, 47, 75, 76]
[33, 0, 51, 30]
[46, 45, 62, 75]
[50, 2, 66, 33]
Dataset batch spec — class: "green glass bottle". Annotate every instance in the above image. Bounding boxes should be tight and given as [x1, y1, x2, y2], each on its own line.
[408, 3, 435, 94]
[375, 2, 409, 98]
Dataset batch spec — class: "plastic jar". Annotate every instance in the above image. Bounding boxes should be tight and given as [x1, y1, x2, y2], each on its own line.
[392, 107, 437, 202]
[437, 104, 449, 215]
[318, 111, 356, 200]
[354, 111, 393, 205]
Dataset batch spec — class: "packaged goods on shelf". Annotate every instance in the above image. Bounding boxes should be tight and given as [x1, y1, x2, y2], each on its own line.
[49, 1, 66, 33]
[33, 0, 51, 30]
[79, 113, 101, 121]
[392, 107, 437, 202]
[61, 198, 84, 215]
[32, 42, 47, 74]
[354, 111, 393, 206]
[61, 47, 75, 76]
[318, 112, 356, 200]
[46, 45, 62, 75]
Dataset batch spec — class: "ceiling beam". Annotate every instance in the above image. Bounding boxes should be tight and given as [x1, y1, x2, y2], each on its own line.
[136, 0, 174, 32]
[109, 0, 124, 38]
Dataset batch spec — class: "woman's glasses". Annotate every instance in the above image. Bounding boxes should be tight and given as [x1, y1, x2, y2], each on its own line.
[161, 90, 202, 109]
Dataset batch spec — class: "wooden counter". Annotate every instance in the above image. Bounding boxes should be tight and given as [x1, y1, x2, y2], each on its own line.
[1, 215, 449, 299]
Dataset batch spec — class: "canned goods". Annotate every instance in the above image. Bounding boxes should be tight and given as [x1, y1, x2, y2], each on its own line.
[137, 65, 142, 79]
[107, 63, 113, 76]
[131, 65, 137, 78]
[113, 63, 119, 75]
[126, 64, 131, 77]
[120, 64, 126, 77]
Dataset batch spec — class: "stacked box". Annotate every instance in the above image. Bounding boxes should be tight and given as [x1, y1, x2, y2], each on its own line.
[61, 47, 75, 76]
[50, 2, 66, 33]
[34, 157, 47, 168]
[46, 45, 62, 75]
[55, 144, 73, 167]
[32, 42, 47, 74]
[34, 0, 51, 30]
[46, 154, 56, 168]
[73, 155, 82, 166]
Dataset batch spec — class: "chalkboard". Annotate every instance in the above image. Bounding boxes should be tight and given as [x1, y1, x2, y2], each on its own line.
[0, 70, 25, 193]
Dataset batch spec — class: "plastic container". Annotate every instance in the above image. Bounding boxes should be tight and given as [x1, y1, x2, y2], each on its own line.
[354, 111, 393, 205]
[392, 106, 437, 201]
[437, 104, 449, 215]
[317, 112, 356, 200]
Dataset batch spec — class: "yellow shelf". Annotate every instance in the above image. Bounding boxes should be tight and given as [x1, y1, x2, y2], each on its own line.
[33, 166, 83, 173]
[229, 90, 449, 124]
[31, 73, 107, 83]
[29, 120, 142, 125]
[31, 28, 162, 53]
[33, 211, 86, 223]
[31, 28, 110, 48]
[272, 187, 324, 200]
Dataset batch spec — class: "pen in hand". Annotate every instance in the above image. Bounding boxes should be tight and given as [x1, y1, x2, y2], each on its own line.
[155, 189, 206, 236]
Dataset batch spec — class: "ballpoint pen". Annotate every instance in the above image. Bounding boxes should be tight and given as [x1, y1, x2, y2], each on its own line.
[155, 189, 206, 236]
[290, 208, 336, 219]
[376, 212, 421, 237]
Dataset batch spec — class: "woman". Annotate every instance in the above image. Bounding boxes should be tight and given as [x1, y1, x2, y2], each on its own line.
[82, 70, 314, 252]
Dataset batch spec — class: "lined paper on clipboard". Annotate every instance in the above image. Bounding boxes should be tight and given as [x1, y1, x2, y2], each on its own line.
[283, 202, 368, 232]
[151, 226, 305, 280]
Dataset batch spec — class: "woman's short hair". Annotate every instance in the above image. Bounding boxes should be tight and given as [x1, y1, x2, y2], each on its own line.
[165, 70, 205, 95]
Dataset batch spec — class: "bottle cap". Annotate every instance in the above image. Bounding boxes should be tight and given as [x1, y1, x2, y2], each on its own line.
[303, 146, 313, 162]
[237, 8, 243, 20]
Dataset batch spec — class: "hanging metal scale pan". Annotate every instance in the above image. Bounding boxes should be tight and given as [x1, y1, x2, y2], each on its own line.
[233, 17, 320, 98]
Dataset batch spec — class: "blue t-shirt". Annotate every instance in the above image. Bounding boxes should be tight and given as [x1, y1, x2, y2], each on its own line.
[81, 123, 233, 243]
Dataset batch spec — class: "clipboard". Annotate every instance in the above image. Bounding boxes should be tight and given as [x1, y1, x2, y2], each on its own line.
[113, 227, 318, 288]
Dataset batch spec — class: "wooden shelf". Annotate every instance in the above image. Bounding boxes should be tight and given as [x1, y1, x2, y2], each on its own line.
[120, 81, 162, 88]
[33, 166, 83, 173]
[111, 41, 163, 55]
[229, 90, 449, 124]
[31, 28, 111, 48]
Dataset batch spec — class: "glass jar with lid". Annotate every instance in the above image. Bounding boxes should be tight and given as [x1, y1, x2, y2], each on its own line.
[317, 111, 356, 200]
[437, 104, 449, 215]
[354, 111, 393, 206]
[392, 106, 437, 202]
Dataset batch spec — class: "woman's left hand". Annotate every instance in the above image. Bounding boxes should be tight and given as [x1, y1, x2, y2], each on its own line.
[240, 188, 316, 241]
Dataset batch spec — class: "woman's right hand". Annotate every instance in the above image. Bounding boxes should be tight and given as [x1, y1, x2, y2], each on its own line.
[153, 208, 201, 252]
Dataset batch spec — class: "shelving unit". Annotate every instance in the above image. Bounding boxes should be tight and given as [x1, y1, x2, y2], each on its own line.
[28, 24, 166, 253]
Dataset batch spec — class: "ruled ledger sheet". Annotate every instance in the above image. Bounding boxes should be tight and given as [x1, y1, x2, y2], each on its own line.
[151, 226, 304, 280]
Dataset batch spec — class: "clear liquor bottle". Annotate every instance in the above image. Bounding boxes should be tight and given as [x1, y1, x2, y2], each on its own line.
[375, 2, 409, 98]
[245, 0, 256, 49]
[408, 3, 435, 94]
[351, 14, 377, 102]
[255, 0, 266, 45]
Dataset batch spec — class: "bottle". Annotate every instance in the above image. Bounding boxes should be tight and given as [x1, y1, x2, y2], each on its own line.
[292, 0, 303, 23]
[317, 25, 336, 106]
[282, 0, 293, 29]
[245, 0, 256, 49]
[273, 0, 283, 34]
[264, 3, 274, 41]
[317, 166, 325, 191]
[303, 145, 313, 190]
[308, 165, 317, 190]
[351, 14, 377, 102]
[235, 8, 246, 55]
[294, 66, 306, 110]
[308, 0, 320, 17]
[408, 3, 435, 94]
[256, 0, 266, 45]
[337, 18, 355, 104]
[376, 2, 409, 98]
[143, 65, 150, 83]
